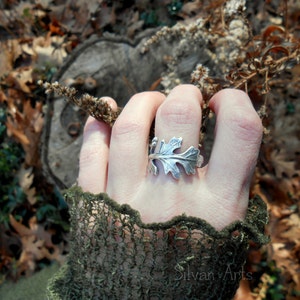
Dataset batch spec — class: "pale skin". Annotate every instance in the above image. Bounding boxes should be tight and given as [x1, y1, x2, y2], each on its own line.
[78, 85, 263, 230]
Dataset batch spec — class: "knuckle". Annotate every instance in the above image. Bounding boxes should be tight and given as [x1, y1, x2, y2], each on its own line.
[130, 91, 164, 103]
[129, 92, 148, 102]
[80, 145, 102, 164]
[227, 109, 263, 141]
[159, 101, 199, 125]
[113, 118, 145, 138]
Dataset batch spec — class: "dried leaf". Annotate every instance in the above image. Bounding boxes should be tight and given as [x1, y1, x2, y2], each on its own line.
[127, 20, 144, 38]
[18, 165, 37, 205]
[234, 279, 254, 300]
[32, 36, 68, 66]
[280, 214, 300, 240]
[18, 235, 63, 275]
[6, 119, 30, 146]
[6, 68, 33, 94]
[96, 5, 116, 29]
[253, 273, 274, 300]
[270, 150, 298, 178]
[49, 19, 65, 36]
[262, 46, 290, 63]
[9, 215, 32, 236]
[0, 42, 14, 77]
[9, 215, 65, 276]
[262, 25, 285, 40]
[180, 0, 202, 17]
[5, 98, 44, 167]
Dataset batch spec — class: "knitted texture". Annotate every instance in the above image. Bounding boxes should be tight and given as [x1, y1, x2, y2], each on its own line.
[47, 187, 269, 300]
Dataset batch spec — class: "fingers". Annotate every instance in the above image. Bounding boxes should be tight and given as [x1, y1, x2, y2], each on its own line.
[155, 85, 203, 151]
[206, 89, 263, 199]
[106, 91, 165, 200]
[150, 85, 202, 182]
[77, 117, 111, 193]
[78, 97, 117, 194]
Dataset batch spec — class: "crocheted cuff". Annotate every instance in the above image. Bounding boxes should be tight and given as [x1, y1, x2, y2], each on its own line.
[47, 186, 269, 299]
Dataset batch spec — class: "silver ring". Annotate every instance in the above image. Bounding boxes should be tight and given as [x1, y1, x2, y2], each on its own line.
[148, 137, 203, 180]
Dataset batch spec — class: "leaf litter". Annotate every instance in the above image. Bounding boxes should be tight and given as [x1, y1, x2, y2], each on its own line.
[0, 0, 299, 299]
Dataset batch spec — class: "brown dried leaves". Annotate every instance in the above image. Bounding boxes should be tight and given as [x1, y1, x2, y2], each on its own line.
[9, 215, 65, 277]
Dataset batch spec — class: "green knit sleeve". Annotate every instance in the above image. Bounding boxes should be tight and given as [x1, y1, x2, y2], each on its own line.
[46, 186, 269, 300]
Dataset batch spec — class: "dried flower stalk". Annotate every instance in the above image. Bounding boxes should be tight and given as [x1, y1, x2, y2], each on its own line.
[38, 80, 122, 126]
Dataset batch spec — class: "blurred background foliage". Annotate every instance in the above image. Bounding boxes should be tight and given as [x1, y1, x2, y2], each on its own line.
[0, 1, 299, 299]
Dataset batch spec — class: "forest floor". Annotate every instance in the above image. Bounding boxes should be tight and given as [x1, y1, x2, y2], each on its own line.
[0, 1, 300, 299]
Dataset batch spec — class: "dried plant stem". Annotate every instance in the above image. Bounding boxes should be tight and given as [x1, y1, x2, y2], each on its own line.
[38, 80, 122, 126]
[233, 47, 300, 91]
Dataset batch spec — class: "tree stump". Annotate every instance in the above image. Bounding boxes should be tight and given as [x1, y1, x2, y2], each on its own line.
[42, 31, 215, 189]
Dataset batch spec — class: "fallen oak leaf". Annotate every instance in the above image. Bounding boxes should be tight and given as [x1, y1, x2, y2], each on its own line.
[270, 242, 300, 296]
[180, 0, 202, 18]
[9, 215, 66, 276]
[270, 149, 299, 178]
[18, 165, 37, 205]
[18, 235, 64, 276]
[262, 25, 285, 41]
[5, 99, 44, 167]
[9, 215, 55, 248]
[233, 278, 254, 300]
[279, 213, 300, 240]
[257, 173, 298, 205]
[253, 273, 276, 300]
[271, 242, 295, 270]
[6, 68, 33, 94]
[0, 41, 14, 77]
[49, 19, 65, 36]
[17, 236, 44, 275]
[33, 35, 68, 66]
[9, 214, 32, 236]
[6, 118, 30, 146]
[0, 39, 23, 77]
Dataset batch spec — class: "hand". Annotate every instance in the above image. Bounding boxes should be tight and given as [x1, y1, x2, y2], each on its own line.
[77, 85, 263, 230]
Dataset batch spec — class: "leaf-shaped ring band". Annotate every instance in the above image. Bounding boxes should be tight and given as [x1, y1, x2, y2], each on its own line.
[148, 137, 203, 180]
